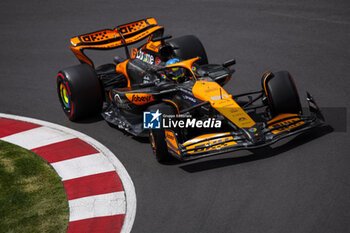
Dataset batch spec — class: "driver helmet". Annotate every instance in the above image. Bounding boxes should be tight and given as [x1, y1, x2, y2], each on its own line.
[165, 58, 185, 81]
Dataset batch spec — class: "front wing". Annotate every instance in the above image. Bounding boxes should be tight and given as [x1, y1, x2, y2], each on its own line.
[164, 100, 325, 161]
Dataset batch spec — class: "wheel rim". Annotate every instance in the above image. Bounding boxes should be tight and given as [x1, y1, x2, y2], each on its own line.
[58, 81, 73, 118]
[59, 83, 70, 108]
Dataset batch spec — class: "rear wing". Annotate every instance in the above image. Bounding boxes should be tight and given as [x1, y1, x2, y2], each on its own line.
[69, 18, 163, 67]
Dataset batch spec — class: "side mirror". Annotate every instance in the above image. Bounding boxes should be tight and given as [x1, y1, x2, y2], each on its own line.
[222, 59, 236, 68]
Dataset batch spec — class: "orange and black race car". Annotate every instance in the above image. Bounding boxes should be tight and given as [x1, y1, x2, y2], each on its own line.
[57, 18, 324, 163]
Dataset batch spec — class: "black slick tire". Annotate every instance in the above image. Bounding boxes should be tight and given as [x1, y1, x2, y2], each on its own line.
[57, 64, 103, 121]
[167, 35, 208, 65]
[147, 103, 176, 163]
[262, 71, 302, 116]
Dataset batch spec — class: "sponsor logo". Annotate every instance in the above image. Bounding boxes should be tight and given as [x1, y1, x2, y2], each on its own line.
[132, 95, 151, 102]
[187, 137, 236, 153]
[126, 93, 154, 105]
[143, 110, 222, 129]
[181, 94, 197, 104]
[211, 94, 229, 100]
[179, 88, 193, 96]
[163, 118, 221, 128]
[155, 57, 161, 66]
[136, 49, 154, 64]
[143, 110, 162, 129]
[81, 31, 108, 42]
[148, 43, 159, 50]
[119, 20, 147, 34]
[204, 88, 219, 93]
[270, 119, 304, 132]
[239, 117, 247, 121]
[143, 75, 151, 83]
[82, 35, 98, 42]
[130, 48, 138, 59]
[248, 127, 257, 133]
[231, 112, 244, 117]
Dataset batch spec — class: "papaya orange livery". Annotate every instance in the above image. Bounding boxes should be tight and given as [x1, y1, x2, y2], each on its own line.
[126, 93, 155, 105]
[69, 18, 163, 67]
[116, 59, 131, 87]
[165, 130, 180, 155]
[268, 114, 305, 134]
[192, 81, 255, 128]
[130, 48, 138, 59]
[57, 18, 325, 163]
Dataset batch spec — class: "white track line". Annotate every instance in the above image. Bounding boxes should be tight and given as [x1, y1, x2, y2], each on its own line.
[0, 113, 136, 233]
[1, 126, 76, 150]
[69, 192, 126, 222]
[52, 153, 115, 181]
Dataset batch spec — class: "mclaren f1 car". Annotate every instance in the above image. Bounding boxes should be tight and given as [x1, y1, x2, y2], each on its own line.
[57, 18, 324, 162]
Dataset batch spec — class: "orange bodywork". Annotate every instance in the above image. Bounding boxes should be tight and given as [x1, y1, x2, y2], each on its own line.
[71, 29, 118, 46]
[268, 113, 304, 134]
[262, 72, 271, 95]
[69, 18, 163, 67]
[119, 18, 157, 36]
[145, 40, 162, 53]
[165, 130, 180, 155]
[192, 81, 256, 128]
[183, 132, 231, 146]
[116, 59, 131, 87]
[70, 46, 94, 66]
[130, 48, 138, 59]
[182, 133, 237, 154]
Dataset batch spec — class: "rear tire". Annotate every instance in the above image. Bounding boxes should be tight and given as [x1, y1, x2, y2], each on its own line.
[147, 103, 176, 163]
[167, 35, 208, 65]
[57, 64, 103, 121]
[262, 71, 302, 116]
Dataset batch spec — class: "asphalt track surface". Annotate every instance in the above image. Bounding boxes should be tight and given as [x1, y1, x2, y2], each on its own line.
[0, 0, 349, 232]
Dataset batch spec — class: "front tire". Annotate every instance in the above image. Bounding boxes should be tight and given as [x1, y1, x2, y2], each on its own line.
[57, 64, 103, 121]
[262, 71, 302, 116]
[147, 103, 176, 163]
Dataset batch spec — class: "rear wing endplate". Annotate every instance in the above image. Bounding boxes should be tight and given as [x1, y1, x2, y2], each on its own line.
[69, 18, 163, 67]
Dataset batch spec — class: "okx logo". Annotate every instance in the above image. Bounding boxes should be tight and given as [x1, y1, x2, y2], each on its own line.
[143, 110, 162, 129]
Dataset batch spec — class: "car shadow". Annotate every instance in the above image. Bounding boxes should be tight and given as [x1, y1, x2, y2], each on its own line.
[74, 114, 104, 123]
[179, 125, 333, 173]
[132, 136, 149, 143]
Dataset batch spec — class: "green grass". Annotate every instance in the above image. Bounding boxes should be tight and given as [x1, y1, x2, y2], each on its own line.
[0, 140, 69, 233]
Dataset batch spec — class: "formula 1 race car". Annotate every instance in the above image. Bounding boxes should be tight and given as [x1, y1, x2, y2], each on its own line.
[57, 18, 324, 163]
